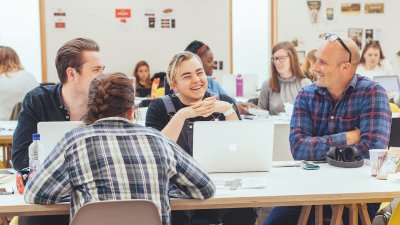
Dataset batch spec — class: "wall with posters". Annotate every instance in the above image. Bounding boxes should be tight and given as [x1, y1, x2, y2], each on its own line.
[276, 0, 400, 74]
[43, 0, 230, 82]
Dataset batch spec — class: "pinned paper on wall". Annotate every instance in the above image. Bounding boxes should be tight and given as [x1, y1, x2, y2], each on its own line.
[326, 8, 334, 21]
[307, 1, 321, 24]
[365, 29, 374, 44]
[115, 8, 132, 30]
[348, 28, 363, 49]
[160, 8, 176, 29]
[53, 9, 67, 29]
[341, 3, 361, 14]
[365, 3, 384, 14]
[144, 8, 156, 29]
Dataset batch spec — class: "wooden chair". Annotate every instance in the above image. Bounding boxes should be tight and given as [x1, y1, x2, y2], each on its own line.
[70, 199, 162, 225]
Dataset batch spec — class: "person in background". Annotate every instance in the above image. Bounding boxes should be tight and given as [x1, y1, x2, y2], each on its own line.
[258, 41, 311, 115]
[185, 40, 257, 115]
[12, 38, 105, 225]
[0, 46, 38, 120]
[301, 49, 317, 82]
[146, 51, 257, 225]
[267, 34, 391, 225]
[133, 60, 153, 97]
[24, 73, 215, 225]
[356, 41, 394, 79]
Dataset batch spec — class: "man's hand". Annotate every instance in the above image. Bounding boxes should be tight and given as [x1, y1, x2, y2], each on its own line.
[346, 128, 360, 145]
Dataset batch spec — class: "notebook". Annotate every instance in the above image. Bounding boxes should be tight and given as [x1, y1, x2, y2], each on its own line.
[374, 75, 400, 93]
[193, 120, 274, 173]
[37, 121, 83, 163]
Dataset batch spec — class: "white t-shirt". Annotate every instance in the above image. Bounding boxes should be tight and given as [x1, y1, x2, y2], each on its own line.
[0, 70, 38, 120]
[356, 58, 394, 80]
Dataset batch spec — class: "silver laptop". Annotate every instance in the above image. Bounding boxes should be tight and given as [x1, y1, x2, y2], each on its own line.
[37, 121, 83, 163]
[193, 120, 274, 173]
[374, 75, 400, 93]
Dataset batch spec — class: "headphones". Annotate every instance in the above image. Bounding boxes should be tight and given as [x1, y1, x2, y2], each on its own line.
[326, 146, 364, 168]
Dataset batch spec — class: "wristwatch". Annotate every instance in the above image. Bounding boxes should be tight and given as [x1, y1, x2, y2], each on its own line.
[223, 104, 235, 117]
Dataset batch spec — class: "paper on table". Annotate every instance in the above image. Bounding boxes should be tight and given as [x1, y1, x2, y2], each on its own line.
[0, 174, 14, 185]
[213, 178, 267, 190]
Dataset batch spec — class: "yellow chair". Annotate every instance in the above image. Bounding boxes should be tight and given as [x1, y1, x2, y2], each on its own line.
[155, 87, 165, 98]
[390, 103, 400, 113]
[388, 203, 400, 225]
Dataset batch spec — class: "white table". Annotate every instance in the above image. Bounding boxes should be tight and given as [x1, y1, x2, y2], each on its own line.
[1, 164, 399, 225]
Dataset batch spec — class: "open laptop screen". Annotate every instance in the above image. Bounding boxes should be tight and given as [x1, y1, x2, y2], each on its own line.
[37, 121, 83, 163]
[373, 75, 400, 93]
[193, 120, 274, 173]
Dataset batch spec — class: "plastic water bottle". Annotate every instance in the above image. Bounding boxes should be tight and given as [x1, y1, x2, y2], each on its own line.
[236, 74, 243, 97]
[28, 133, 42, 172]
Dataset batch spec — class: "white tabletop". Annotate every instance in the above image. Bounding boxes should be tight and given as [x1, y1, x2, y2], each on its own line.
[0, 121, 17, 137]
[1, 164, 399, 215]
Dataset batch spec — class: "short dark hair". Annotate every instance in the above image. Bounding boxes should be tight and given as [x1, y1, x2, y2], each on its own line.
[83, 73, 135, 125]
[55, 38, 99, 83]
[185, 40, 210, 57]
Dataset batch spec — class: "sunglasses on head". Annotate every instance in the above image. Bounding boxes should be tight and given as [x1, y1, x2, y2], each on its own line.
[322, 33, 352, 63]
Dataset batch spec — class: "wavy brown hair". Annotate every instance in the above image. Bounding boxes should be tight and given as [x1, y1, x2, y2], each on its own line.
[83, 72, 135, 125]
[301, 49, 317, 82]
[270, 42, 305, 92]
[133, 60, 151, 88]
[360, 41, 385, 66]
[0, 46, 24, 75]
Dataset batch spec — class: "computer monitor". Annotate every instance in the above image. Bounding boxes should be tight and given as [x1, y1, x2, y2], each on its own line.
[373, 75, 400, 93]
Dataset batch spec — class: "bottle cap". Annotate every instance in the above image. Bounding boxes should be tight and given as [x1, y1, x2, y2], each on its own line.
[32, 133, 40, 141]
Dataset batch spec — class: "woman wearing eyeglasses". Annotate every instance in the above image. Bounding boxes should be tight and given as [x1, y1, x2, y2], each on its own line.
[356, 41, 394, 80]
[258, 42, 311, 115]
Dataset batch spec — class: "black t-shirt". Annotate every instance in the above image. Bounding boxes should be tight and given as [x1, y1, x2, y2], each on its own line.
[145, 91, 240, 133]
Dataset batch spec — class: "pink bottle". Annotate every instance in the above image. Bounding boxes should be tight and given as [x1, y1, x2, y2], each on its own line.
[236, 74, 243, 97]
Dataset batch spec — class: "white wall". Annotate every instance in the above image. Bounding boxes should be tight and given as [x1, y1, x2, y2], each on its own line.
[277, 0, 400, 74]
[43, 0, 231, 82]
[0, 0, 42, 83]
[232, 0, 269, 87]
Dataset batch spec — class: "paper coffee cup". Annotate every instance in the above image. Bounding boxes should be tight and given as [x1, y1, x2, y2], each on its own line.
[369, 149, 388, 176]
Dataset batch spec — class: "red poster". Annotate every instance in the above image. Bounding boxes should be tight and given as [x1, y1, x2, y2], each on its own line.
[115, 9, 131, 18]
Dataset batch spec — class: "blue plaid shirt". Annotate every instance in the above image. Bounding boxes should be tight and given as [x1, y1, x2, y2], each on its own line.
[290, 74, 391, 160]
[24, 117, 215, 225]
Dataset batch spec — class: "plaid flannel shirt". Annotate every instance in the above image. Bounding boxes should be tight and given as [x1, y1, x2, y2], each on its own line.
[24, 117, 215, 225]
[290, 74, 391, 160]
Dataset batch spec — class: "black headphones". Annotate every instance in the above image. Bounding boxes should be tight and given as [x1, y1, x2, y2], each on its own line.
[326, 146, 364, 168]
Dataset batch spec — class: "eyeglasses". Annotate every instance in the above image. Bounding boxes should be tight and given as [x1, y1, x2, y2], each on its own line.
[322, 33, 352, 63]
[271, 55, 289, 63]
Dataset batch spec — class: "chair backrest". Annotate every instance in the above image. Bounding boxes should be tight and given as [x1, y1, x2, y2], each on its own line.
[389, 118, 400, 148]
[9, 102, 22, 120]
[70, 199, 162, 225]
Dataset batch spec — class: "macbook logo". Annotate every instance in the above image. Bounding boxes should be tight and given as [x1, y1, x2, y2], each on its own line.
[228, 144, 238, 152]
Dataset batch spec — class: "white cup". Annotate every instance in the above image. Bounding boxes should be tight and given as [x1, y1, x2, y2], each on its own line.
[369, 149, 388, 176]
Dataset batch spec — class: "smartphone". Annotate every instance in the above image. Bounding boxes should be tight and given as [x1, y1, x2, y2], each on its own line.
[0, 187, 14, 195]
